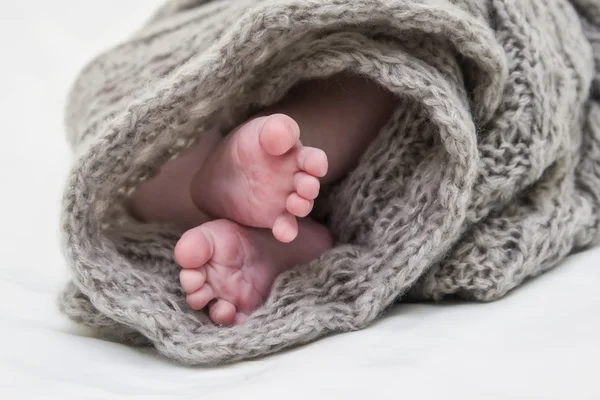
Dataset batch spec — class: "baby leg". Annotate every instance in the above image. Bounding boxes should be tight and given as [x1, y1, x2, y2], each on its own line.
[126, 128, 221, 230]
[176, 218, 333, 325]
[190, 73, 396, 241]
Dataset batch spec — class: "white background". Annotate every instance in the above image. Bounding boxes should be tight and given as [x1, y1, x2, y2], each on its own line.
[0, 1, 599, 399]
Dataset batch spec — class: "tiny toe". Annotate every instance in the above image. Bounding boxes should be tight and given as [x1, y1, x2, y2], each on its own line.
[174, 226, 214, 269]
[258, 114, 300, 156]
[286, 193, 313, 218]
[294, 172, 321, 200]
[298, 147, 328, 178]
[234, 313, 248, 325]
[272, 212, 298, 243]
[179, 269, 206, 293]
[209, 299, 237, 326]
[186, 284, 214, 310]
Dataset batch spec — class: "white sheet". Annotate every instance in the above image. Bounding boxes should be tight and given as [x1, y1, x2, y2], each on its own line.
[1, 1, 598, 399]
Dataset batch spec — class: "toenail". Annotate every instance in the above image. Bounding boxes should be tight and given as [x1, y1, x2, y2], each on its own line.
[284, 119, 299, 138]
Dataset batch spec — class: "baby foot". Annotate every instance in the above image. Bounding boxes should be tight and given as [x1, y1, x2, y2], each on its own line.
[175, 218, 333, 325]
[191, 114, 328, 243]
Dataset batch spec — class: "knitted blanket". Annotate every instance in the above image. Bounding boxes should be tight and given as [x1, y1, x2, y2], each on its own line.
[59, 0, 600, 365]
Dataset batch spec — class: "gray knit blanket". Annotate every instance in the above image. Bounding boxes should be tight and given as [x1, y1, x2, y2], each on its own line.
[59, 0, 600, 365]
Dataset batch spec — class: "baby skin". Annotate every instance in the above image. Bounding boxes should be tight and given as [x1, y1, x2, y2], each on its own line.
[127, 74, 396, 325]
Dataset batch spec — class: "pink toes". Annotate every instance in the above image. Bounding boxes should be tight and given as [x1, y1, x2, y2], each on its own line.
[179, 269, 206, 293]
[175, 226, 217, 309]
[284, 164, 321, 221]
[234, 113, 329, 244]
[294, 172, 320, 200]
[175, 225, 238, 322]
[286, 193, 313, 218]
[272, 213, 299, 243]
[180, 267, 241, 325]
[257, 116, 327, 241]
[297, 147, 328, 178]
[234, 313, 248, 325]
[258, 114, 300, 156]
[209, 299, 237, 326]
[174, 226, 214, 269]
[185, 283, 214, 310]
[258, 116, 325, 242]
[179, 259, 239, 325]
[175, 221, 265, 326]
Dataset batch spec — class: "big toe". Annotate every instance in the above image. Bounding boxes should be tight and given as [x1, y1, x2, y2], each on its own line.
[174, 226, 214, 269]
[258, 114, 300, 156]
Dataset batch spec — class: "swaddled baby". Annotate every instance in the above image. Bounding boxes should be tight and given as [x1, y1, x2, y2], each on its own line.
[127, 73, 396, 325]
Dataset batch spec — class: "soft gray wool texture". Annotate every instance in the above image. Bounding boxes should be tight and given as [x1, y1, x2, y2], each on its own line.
[60, 0, 600, 365]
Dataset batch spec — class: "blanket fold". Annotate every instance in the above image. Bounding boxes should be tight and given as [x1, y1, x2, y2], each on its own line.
[60, 0, 600, 365]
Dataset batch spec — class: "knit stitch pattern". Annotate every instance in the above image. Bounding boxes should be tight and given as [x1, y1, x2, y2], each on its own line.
[59, 0, 600, 364]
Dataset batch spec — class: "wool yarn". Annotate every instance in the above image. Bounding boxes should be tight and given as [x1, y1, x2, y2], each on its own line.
[59, 0, 600, 364]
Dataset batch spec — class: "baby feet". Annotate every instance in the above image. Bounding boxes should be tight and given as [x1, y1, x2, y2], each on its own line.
[175, 218, 333, 325]
[175, 220, 275, 325]
[191, 114, 328, 242]
[177, 114, 332, 326]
